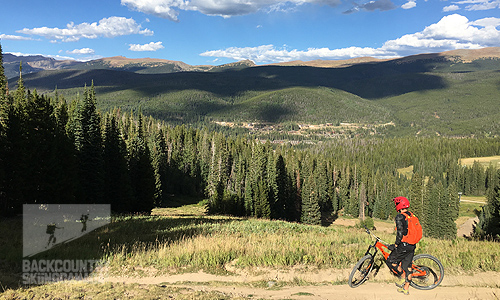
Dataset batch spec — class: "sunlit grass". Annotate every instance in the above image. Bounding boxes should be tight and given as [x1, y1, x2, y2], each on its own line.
[1, 202, 499, 295]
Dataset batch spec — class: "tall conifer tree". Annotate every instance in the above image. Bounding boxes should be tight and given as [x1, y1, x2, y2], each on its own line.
[0, 44, 9, 215]
[127, 114, 156, 213]
[74, 83, 104, 204]
[103, 113, 133, 211]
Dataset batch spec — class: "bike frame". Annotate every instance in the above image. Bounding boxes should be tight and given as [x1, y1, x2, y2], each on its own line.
[363, 227, 427, 279]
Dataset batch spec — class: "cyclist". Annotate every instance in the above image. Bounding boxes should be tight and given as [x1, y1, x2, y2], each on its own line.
[387, 196, 420, 295]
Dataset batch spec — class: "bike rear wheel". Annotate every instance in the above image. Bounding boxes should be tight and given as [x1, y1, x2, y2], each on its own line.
[410, 254, 444, 290]
[348, 254, 375, 288]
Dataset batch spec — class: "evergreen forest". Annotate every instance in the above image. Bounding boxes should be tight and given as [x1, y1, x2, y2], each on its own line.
[1, 45, 499, 240]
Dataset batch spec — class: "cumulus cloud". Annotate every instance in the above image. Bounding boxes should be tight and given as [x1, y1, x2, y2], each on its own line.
[201, 44, 397, 62]
[17, 17, 153, 42]
[67, 48, 95, 55]
[443, 4, 460, 12]
[343, 0, 397, 14]
[384, 14, 500, 52]
[201, 14, 500, 63]
[121, 0, 341, 21]
[0, 33, 33, 40]
[129, 41, 164, 51]
[402, 0, 416, 9]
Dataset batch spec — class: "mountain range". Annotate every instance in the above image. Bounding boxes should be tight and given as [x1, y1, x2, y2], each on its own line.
[5, 47, 500, 137]
[5, 47, 500, 79]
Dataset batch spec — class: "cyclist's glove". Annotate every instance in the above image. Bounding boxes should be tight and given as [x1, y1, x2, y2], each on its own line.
[387, 244, 396, 251]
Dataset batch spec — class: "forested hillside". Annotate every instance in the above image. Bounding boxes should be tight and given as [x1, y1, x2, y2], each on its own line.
[1, 46, 500, 240]
[7, 48, 500, 137]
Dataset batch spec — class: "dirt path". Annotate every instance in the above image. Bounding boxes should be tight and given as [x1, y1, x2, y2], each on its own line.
[457, 216, 479, 238]
[97, 268, 500, 300]
[95, 217, 496, 299]
[207, 283, 500, 300]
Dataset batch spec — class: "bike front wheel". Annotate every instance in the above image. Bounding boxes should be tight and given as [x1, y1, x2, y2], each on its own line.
[410, 254, 444, 290]
[348, 254, 375, 288]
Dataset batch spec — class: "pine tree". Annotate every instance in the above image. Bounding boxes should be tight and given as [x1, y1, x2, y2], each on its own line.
[475, 170, 500, 239]
[423, 178, 436, 237]
[127, 114, 156, 213]
[2, 63, 28, 213]
[23, 91, 62, 204]
[272, 154, 290, 220]
[152, 129, 169, 207]
[206, 132, 230, 213]
[73, 83, 104, 204]
[103, 113, 133, 212]
[0, 44, 10, 215]
[301, 172, 321, 225]
[0, 43, 7, 109]
[52, 95, 78, 203]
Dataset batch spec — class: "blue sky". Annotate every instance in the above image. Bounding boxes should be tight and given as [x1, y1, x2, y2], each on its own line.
[1, 0, 499, 65]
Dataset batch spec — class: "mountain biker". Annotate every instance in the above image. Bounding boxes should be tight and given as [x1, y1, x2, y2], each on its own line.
[386, 196, 420, 296]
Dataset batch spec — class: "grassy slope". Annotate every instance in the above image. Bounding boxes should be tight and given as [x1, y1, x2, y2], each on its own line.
[1, 198, 498, 297]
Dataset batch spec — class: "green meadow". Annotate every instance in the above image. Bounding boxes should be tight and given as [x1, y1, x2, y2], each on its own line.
[1, 198, 498, 298]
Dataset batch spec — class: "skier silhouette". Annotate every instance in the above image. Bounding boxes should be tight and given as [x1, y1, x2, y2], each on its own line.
[80, 214, 89, 232]
[46, 223, 62, 248]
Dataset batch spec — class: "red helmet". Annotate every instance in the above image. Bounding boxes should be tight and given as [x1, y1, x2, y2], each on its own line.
[393, 196, 410, 211]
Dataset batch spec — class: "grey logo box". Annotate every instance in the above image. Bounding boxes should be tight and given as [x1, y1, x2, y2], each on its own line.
[23, 204, 111, 258]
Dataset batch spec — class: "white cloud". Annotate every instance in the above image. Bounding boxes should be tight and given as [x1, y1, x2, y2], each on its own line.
[443, 4, 460, 11]
[129, 41, 164, 51]
[201, 44, 397, 62]
[402, 0, 416, 9]
[17, 17, 153, 42]
[0, 33, 33, 40]
[67, 48, 95, 55]
[121, 0, 341, 21]
[200, 14, 500, 63]
[450, 0, 500, 11]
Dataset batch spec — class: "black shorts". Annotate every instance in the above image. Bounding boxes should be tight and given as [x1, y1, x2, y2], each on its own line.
[387, 242, 416, 274]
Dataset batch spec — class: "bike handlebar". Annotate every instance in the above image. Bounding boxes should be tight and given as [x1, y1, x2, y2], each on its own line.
[363, 225, 390, 247]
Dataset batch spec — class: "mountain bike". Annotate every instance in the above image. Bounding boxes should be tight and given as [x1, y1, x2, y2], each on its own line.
[348, 226, 444, 290]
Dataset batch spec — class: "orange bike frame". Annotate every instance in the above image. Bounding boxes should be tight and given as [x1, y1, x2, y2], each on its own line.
[366, 234, 425, 278]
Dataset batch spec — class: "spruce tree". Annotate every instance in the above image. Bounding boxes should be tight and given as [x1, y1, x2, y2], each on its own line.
[103, 113, 133, 212]
[423, 178, 436, 237]
[152, 129, 169, 207]
[3, 63, 28, 213]
[0, 44, 9, 215]
[475, 170, 500, 239]
[127, 114, 156, 213]
[74, 83, 104, 204]
[273, 154, 290, 220]
[301, 172, 321, 225]
[206, 132, 230, 213]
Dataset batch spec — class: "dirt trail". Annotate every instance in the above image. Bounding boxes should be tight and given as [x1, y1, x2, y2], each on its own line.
[207, 283, 499, 300]
[96, 217, 497, 299]
[97, 267, 500, 300]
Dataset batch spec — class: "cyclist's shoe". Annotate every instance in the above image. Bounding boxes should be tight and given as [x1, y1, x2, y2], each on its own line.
[397, 287, 409, 295]
[395, 277, 405, 288]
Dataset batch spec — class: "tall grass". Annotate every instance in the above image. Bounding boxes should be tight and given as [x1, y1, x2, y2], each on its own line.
[2, 208, 499, 287]
[102, 218, 368, 274]
[99, 215, 500, 276]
